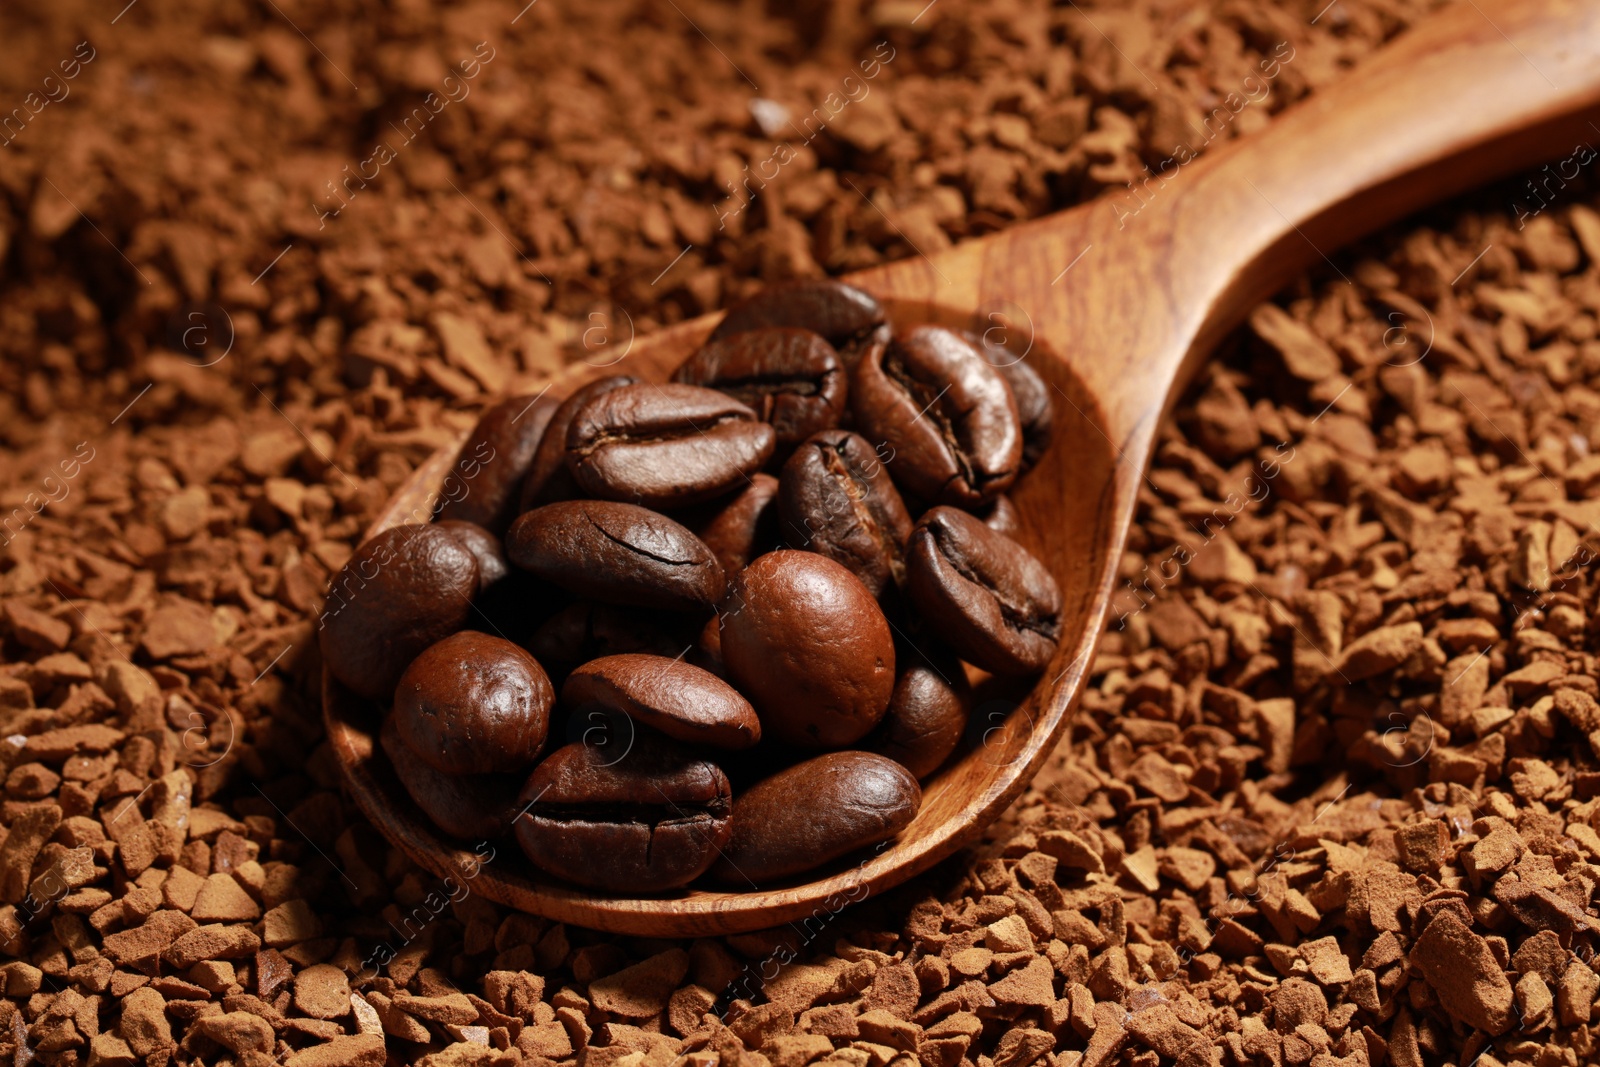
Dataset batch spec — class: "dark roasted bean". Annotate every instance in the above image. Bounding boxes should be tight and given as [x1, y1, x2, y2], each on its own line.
[514, 737, 732, 892]
[437, 392, 560, 534]
[905, 506, 1061, 675]
[563, 653, 759, 750]
[673, 328, 846, 453]
[380, 715, 521, 841]
[436, 520, 510, 590]
[711, 751, 919, 883]
[319, 524, 479, 701]
[871, 644, 972, 779]
[779, 430, 912, 598]
[964, 330, 1055, 474]
[507, 501, 725, 612]
[690, 472, 781, 578]
[565, 382, 774, 508]
[853, 326, 1021, 507]
[709, 279, 889, 369]
[394, 631, 554, 775]
[720, 550, 894, 748]
[520, 375, 638, 511]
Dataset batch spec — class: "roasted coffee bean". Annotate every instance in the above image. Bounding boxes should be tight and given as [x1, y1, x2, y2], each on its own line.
[872, 645, 972, 779]
[381, 715, 521, 840]
[853, 326, 1021, 507]
[711, 751, 919, 883]
[514, 738, 732, 892]
[320, 524, 479, 701]
[437, 392, 560, 534]
[780, 430, 912, 598]
[528, 602, 687, 681]
[520, 375, 638, 511]
[720, 551, 894, 747]
[563, 653, 759, 750]
[709, 279, 889, 368]
[566, 382, 775, 508]
[394, 631, 554, 775]
[436, 520, 510, 590]
[673, 328, 846, 452]
[690, 472, 781, 577]
[964, 330, 1054, 473]
[978, 494, 1021, 538]
[905, 506, 1061, 675]
[507, 501, 725, 612]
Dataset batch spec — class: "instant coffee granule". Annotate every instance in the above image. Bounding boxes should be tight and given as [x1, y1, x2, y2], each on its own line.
[4, 0, 1600, 1066]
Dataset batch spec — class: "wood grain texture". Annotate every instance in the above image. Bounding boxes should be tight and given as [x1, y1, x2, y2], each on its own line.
[325, 0, 1600, 935]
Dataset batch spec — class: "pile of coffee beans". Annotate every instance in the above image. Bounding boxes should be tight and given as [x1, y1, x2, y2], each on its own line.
[320, 280, 1064, 892]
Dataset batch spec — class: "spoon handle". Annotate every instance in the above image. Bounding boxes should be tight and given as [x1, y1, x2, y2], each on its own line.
[981, 0, 1600, 449]
[1166, 0, 1600, 376]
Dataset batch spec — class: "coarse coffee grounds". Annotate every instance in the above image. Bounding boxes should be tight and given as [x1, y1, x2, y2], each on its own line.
[5, 1, 1600, 1066]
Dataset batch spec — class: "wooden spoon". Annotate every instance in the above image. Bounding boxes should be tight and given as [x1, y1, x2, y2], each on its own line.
[325, 0, 1600, 936]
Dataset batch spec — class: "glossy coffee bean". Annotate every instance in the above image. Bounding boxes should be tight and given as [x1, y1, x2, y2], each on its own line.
[507, 501, 725, 612]
[720, 551, 894, 748]
[320, 524, 479, 701]
[673, 328, 846, 453]
[380, 715, 521, 840]
[853, 326, 1021, 507]
[528, 602, 687, 681]
[963, 331, 1055, 474]
[711, 751, 919, 883]
[514, 737, 732, 892]
[905, 507, 1061, 675]
[436, 520, 510, 590]
[872, 646, 972, 779]
[563, 653, 759, 750]
[690, 473, 781, 578]
[520, 375, 638, 511]
[566, 382, 775, 508]
[709, 279, 889, 368]
[394, 631, 554, 775]
[780, 430, 912, 599]
[437, 393, 560, 534]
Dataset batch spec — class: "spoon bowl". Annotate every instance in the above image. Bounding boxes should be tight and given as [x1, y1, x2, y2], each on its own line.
[326, 0, 1600, 935]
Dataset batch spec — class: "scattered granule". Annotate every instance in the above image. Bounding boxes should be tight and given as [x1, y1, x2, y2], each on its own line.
[1393, 821, 1448, 873]
[190, 872, 261, 922]
[861, 960, 919, 1020]
[116, 986, 174, 1058]
[1125, 752, 1189, 802]
[282, 1034, 387, 1067]
[101, 910, 198, 967]
[589, 949, 689, 1018]
[262, 898, 323, 945]
[1299, 937, 1354, 987]
[988, 957, 1056, 1007]
[982, 914, 1032, 953]
[0, 804, 60, 903]
[768, 1033, 835, 1067]
[164, 923, 260, 968]
[990, 1027, 1054, 1067]
[193, 1010, 275, 1054]
[1558, 959, 1600, 1026]
[295, 963, 354, 1019]
[1334, 622, 1424, 681]
[1409, 913, 1515, 1035]
[394, 991, 480, 1025]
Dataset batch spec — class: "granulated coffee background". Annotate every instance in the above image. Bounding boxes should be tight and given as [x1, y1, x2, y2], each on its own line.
[3, 1, 1599, 1065]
